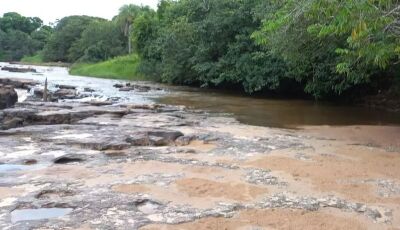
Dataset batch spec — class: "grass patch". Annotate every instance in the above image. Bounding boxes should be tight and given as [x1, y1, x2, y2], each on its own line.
[19, 53, 68, 67]
[21, 53, 44, 63]
[69, 55, 147, 80]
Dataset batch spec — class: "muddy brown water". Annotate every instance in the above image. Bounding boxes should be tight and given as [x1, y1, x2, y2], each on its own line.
[157, 87, 400, 128]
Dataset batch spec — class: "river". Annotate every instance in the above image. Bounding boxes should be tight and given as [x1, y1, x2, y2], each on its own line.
[1, 62, 400, 128]
[1, 63, 400, 229]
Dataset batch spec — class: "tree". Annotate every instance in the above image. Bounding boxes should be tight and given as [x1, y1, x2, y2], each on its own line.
[31, 25, 53, 50]
[68, 21, 125, 62]
[253, 0, 400, 98]
[0, 30, 36, 61]
[0, 12, 42, 34]
[0, 12, 47, 61]
[115, 4, 144, 54]
[42, 16, 102, 62]
[133, 0, 290, 93]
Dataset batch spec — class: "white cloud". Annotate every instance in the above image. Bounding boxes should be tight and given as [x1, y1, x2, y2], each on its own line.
[0, 0, 159, 24]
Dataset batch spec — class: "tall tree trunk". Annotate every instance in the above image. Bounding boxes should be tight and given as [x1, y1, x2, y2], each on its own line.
[128, 24, 132, 54]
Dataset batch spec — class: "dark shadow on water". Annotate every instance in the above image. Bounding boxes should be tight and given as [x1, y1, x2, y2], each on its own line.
[156, 86, 400, 128]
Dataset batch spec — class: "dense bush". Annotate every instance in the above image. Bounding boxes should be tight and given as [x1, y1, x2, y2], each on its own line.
[133, 0, 400, 98]
[253, 0, 400, 98]
[133, 0, 291, 94]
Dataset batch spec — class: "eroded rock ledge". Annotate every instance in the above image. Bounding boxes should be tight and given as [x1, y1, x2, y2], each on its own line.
[0, 79, 399, 230]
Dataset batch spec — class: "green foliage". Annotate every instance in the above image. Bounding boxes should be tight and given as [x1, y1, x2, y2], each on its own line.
[69, 55, 146, 80]
[114, 4, 153, 54]
[0, 12, 49, 61]
[0, 12, 42, 34]
[68, 21, 125, 62]
[133, 0, 289, 93]
[31, 26, 53, 50]
[42, 5, 151, 63]
[2, 1, 398, 100]
[254, 0, 400, 98]
[21, 53, 44, 63]
[0, 29, 36, 61]
[42, 16, 103, 62]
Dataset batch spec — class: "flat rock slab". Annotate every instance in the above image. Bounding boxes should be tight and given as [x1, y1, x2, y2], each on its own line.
[0, 87, 398, 229]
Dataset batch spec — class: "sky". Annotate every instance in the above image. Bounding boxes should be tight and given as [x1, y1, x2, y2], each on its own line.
[0, 0, 159, 24]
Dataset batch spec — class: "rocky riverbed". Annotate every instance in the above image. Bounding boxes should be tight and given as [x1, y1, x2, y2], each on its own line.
[0, 75, 399, 230]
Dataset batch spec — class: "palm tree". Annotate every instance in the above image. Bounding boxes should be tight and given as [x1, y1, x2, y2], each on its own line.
[116, 4, 142, 54]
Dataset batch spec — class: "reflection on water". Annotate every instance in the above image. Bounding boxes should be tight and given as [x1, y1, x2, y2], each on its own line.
[0, 164, 45, 173]
[157, 88, 400, 128]
[11, 208, 73, 223]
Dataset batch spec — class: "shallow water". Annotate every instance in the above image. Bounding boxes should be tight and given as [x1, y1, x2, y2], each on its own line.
[138, 201, 161, 214]
[156, 88, 400, 128]
[0, 164, 36, 172]
[0, 164, 46, 173]
[11, 208, 73, 223]
[1, 62, 400, 128]
[0, 164, 30, 172]
[0, 62, 165, 104]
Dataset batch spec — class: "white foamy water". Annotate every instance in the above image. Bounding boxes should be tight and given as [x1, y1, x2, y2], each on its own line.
[0, 62, 167, 104]
[15, 88, 29, 102]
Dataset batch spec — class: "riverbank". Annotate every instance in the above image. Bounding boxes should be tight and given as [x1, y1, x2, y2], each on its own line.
[69, 55, 147, 80]
[68, 58, 400, 114]
[13, 54, 71, 67]
[0, 77, 399, 229]
[8, 62, 71, 68]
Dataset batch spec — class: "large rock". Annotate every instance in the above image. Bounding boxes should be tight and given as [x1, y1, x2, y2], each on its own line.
[113, 83, 124, 88]
[55, 84, 77, 90]
[1, 66, 36, 73]
[0, 85, 18, 109]
[115, 83, 161, 92]
[0, 78, 38, 89]
[119, 87, 135, 92]
[53, 89, 77, 99]
[134, 85, 152, 92]
[33, 88, 44, 98]
[84, 87, 95, 93]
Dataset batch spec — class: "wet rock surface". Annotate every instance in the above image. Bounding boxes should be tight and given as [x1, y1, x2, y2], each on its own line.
[0, 78, 38, 90]
[1, 66, 37, 73]
[55, 84, 77, 90]
[115, 82, 162, 93]
[0, 85, 18, 109]
[0, 78, 399, 229]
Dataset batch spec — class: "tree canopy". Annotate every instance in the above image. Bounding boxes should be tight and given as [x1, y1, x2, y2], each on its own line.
[132, 0, 400, 98]
[0, 12, 50, 61]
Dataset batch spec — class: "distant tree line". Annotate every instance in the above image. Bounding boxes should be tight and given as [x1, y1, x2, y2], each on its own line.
[41, 5, 152, 63]
[0, 12, 52, 61]
[0, 6, 151, 63]
[1, 0, 399, 99]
